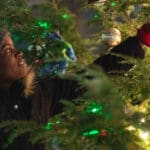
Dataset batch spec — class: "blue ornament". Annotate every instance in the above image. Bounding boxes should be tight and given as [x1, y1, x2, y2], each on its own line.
[38, 31, 77, 76]
[46, 31, 63, 41]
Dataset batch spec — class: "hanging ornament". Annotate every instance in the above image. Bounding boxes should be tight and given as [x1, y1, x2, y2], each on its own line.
[101, 28, 121, 47]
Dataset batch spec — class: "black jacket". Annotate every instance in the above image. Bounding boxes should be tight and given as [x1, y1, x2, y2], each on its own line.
[0, 72, 82, 150]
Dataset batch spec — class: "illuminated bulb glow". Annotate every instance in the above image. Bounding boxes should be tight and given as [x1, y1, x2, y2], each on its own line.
[126, 125, 136, 131]
[83, 129, 99, 136]
[44, 121, 52, 130]
[139, 131, 149, 140]
[62, 14, 68, 19]
[111, 2, 116, 7]
[140, 118, 145, 123]
[86, 102, 103, 115]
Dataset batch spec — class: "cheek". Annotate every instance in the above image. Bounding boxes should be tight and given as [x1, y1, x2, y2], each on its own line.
[1, 58, 17, 78]
[0, 56, 27, 80]
[0, 59, 11, 75]
[0, 58, 21, 79]
[8, 60, 27, 79]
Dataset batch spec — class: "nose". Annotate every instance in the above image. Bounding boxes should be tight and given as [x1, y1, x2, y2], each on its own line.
[15, 51, 23, 58]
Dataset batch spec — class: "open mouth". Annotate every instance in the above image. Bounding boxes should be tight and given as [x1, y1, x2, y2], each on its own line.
[18, 59, 27, 66]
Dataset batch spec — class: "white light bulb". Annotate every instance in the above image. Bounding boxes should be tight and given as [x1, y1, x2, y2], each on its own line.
[13, 104, 18, 110]
[139, 131, 149, 140]
[127, 125, 136, 131]
[140, 118, 145, 123]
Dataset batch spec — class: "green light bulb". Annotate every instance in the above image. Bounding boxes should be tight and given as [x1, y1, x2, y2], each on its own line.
[38, 20, 51, 29]
[94, 14, 99, 19]
[44, 121, 52, 130]
[92, 108, 97, 112]
[62, 14, 68, 19]
[56, 121, 60, 124]
[54, 70, 58, 75]
[83, 129, 100, 137]
[111, 2, 116, 7]
[86, 102, 103, 115]
[89, 129, 99, 135]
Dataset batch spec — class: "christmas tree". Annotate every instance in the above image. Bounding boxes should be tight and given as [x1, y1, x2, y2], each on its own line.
[0, 0, 150, 150]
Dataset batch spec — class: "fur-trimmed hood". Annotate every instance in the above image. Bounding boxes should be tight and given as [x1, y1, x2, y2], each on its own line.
[22, 66, 36, 97]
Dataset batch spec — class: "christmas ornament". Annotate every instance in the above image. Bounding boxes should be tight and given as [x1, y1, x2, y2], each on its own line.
[27, 44, 44, 65]
[38, 31, 77, 76]
[137, 22, 150, 47]
[101, 28, 121, 47]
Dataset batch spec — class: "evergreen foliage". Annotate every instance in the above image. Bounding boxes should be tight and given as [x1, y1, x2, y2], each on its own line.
[0, 0, 150, 149]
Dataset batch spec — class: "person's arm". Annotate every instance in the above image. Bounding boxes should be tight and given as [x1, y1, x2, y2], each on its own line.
[31, 77, 83, 124]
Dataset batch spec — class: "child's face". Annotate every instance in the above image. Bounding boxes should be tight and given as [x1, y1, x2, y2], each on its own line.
[0, 35, 27, 81]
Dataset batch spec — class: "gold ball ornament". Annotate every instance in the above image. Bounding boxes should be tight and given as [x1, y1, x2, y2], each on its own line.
[101, 28, 121, 47]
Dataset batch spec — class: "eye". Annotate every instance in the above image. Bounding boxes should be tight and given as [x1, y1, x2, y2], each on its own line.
[0, 45, 16, 55]
[0, 48, 11, 55]
[3, 47, 16, 55]
[5, 48, 11, 53]
[2, 48, 13, 55]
